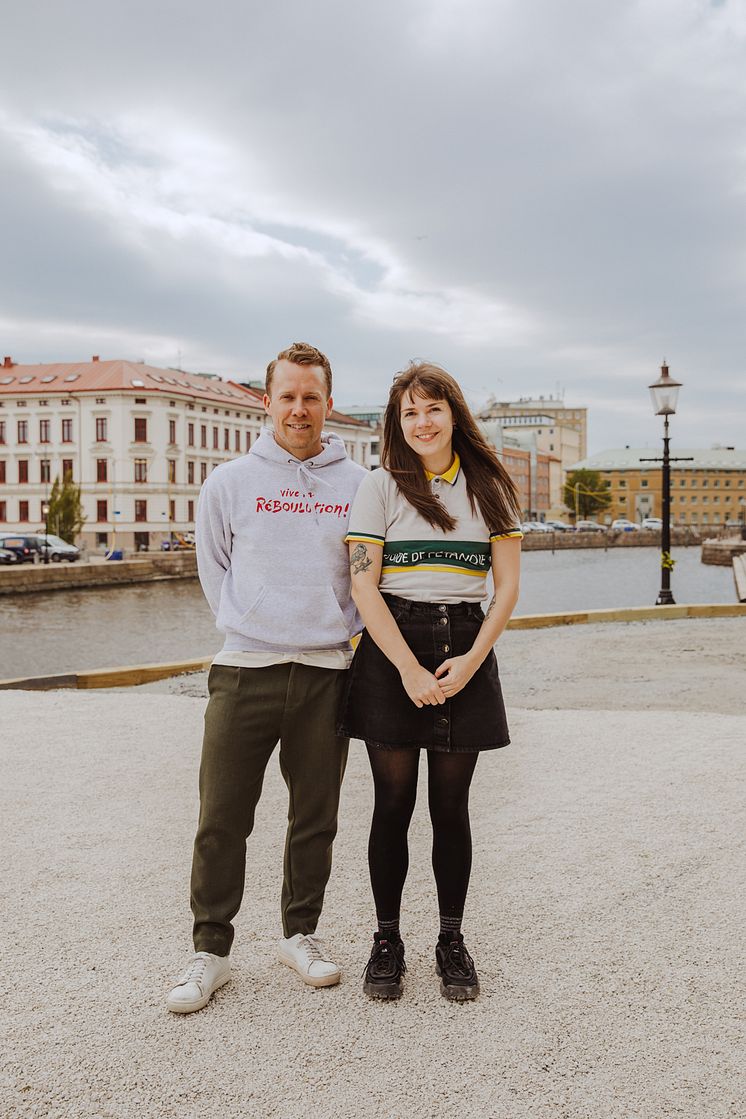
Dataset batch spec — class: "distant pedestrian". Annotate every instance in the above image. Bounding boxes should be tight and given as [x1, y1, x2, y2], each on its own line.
[339, 362, 522, 1000]
[167, 342, 365, 1013]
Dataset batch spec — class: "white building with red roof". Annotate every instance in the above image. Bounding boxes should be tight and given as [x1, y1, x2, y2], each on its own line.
[0, 356, 374, 551]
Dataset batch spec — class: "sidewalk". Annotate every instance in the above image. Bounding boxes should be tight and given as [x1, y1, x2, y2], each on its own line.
[2, 618, 744, 1119]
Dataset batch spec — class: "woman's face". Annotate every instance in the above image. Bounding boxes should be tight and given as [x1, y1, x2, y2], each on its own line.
[399, 391, 455, 467]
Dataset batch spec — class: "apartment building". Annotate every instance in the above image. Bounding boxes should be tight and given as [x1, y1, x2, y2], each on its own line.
[477, 395, 587, 462]
[569, 447, 746, 527]
[0, 356, 375, 550]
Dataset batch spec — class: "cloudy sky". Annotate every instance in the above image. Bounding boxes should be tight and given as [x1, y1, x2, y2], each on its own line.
[2, 0, 744, 451]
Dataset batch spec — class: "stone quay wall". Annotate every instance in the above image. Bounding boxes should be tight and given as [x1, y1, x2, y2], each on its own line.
[0, 551, 198, 595]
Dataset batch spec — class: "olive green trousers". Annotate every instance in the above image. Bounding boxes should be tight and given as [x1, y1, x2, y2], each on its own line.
[190, 662, 349, 954]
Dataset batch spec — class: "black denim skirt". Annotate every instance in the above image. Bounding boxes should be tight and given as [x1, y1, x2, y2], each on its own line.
[337, 594, 510, 752]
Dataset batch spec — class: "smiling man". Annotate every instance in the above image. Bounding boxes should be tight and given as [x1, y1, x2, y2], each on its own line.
[166, 342, 366, 1013]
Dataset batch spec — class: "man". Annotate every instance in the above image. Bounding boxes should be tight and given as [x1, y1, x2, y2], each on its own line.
[167, 342, 366, 1013]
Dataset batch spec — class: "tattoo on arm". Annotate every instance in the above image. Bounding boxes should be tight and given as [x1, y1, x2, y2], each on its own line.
[350, 543, 373, 575]
[485, 595, 496, 621]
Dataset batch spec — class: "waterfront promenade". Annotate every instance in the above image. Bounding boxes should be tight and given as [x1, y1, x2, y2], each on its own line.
[2, 616, 744, 1119]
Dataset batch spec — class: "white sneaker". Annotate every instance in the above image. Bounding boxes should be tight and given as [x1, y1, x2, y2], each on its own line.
[166, 951, 231, 1014]
[278, 933, 341, 988]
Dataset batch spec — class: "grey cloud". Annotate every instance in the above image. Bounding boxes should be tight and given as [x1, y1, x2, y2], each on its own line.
[1, 0, 745, 450]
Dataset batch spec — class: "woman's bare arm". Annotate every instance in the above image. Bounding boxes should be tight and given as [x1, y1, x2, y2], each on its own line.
[349, 541, 446, 708]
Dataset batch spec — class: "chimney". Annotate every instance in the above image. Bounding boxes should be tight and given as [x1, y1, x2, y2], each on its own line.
[3, 356, 12, 368]
[92, 355, 100, 362]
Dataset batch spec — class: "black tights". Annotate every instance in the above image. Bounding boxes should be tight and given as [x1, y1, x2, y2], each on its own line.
[366, 745, 479, 924]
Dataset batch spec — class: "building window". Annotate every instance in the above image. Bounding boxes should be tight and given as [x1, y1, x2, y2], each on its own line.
[19, 499, 29, 521]
[200, 462, 207, 483]
[62, 418, 73, 443]
[97, 500, 108, 522]
[40, 459, 51, 484]
[96, 531, 108, 547]
[134, 417, 148, 443]
[0, 421, 5, 445]
[188, 422, 195, 447]
[187, 499, 194, 521]
[235, 429, 240, 452]
[0, 461, 4, 484]
[95, 417, 108, 442]
[619, 480, 626, 488]
[725, 479, 731, 487]
[96, 459, 108, 483]
[169, 419, 177, 444]
[168, 459, 176, 484]
[39, 418, 50, 443]
[134, 531, 150, 551]
[169, 499, 175, 522]
[701, 479, 708, 487]
[134, 459, 148, 483]
[713, 479, 720, 487]
[62, 459, 73, 480]
[17, 420, 28, 443]
[640, 479, 648, 488]
[200, 425, 207, 448]
[224, 428, 230, 451]
[135, 499, 147, 522]
[187, 461, 195, 485]
[213, 426, 219, 449]
[18, 460, 29, 484]
[0, 500, 6, 521]
[246, 431, 251, 452]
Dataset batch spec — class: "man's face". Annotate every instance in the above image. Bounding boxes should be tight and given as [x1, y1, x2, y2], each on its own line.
[263, 359, 333, 460]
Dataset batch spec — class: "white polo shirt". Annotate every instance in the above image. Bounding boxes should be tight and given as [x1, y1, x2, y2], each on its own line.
[346, 455, 522, 604]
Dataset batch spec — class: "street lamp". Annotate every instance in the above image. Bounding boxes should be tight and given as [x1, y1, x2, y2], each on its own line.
[645, 362, 682, 605]
[41, 501, 50, 565]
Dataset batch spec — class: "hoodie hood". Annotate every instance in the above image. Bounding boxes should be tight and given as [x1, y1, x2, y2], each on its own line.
[250, 428, 349, 495]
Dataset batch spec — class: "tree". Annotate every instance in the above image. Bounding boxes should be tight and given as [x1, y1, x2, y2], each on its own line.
[563, 469, 612, 520]
[47, 474, 86, 543]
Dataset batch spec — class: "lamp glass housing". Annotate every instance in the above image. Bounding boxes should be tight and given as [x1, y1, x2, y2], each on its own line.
[648, 365, 682, 416]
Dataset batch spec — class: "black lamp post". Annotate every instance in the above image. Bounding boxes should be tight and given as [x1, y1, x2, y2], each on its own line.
[42, 501, 50, 565]
[644, 362, 682, 605]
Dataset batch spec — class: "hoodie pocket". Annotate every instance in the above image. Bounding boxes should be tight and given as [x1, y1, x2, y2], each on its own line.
[237, 583, 351, 647]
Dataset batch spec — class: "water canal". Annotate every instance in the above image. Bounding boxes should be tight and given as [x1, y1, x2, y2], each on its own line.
[0, 546, 736, 679]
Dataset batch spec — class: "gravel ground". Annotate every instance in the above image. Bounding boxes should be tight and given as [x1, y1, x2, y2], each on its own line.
[2, 617, 745, 1119]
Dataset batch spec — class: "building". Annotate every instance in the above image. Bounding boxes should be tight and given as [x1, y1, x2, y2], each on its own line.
[477, 395, 587, 464]
[569, 447, 746, 527]
[334, 405, 383, 467]
[0, 356, 375, 550]
[479, 423, 555, 519]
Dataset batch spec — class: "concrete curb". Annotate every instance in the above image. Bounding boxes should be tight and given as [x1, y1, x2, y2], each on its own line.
[1, 603, 743, 691]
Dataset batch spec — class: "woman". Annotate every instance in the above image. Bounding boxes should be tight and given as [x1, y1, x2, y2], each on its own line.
[339, 362, 522, 1001]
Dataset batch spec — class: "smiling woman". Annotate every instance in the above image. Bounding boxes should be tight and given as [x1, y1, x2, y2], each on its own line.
[338, 360, 523, 1003]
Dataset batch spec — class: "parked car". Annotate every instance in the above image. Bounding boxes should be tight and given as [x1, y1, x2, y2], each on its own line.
[543, 520, 571, 532]
[0, 547, 22, 565]
[0, 533, 42, 562]
[30, 534, 81, 562]
[641, 517, 663, 530]
[610, 518, 641, 532]
[574, 520, 606, 532]
[160, 532, 196, 551]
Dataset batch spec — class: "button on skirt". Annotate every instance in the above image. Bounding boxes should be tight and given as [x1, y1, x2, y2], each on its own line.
[338, 595, 510, 752]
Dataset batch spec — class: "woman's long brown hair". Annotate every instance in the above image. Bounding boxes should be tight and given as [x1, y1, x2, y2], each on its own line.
[382, 362, 521, 534]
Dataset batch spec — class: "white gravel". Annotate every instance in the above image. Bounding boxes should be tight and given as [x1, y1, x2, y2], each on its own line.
[1, 617, 745, 1119]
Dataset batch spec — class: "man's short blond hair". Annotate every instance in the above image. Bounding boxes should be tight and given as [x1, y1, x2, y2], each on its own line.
[265, 342, 333, 398]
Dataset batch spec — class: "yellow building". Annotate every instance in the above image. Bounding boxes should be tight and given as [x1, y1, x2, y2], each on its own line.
[569, 447, 746, 528]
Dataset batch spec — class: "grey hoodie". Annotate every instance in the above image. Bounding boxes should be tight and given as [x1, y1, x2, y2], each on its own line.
[196, 429, 366, 654]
